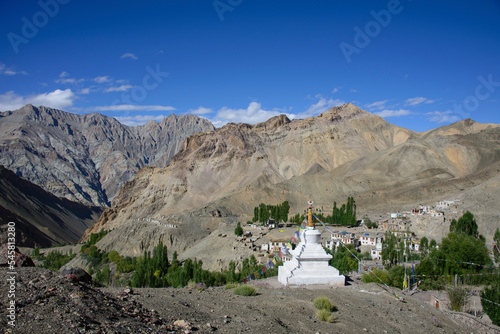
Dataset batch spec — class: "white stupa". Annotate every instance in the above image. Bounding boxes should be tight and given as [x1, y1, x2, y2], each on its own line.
[278, 201, 345, 286]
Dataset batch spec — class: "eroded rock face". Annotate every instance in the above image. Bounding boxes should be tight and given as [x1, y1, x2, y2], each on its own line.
[0, 104, 215, 206]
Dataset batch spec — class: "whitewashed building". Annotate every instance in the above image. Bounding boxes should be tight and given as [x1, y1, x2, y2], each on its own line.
[360, 233, 383, 246]
[329, 231, 360, 249]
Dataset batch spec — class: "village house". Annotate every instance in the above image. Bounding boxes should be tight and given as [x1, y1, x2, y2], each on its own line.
[429, 210, 444, 217]
[370, 243, 383, 260]
[436, 200, 456, 210]
[268, 239, 290, 253]
[359, 233, 383, 246]
[391, 230, 415, 239]
[328, 231, 360, 249]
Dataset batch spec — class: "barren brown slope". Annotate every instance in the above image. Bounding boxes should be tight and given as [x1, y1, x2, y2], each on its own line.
[84, 104, 416, 236]
[0, 166, 101, 247]
[421, 118, 499, 139]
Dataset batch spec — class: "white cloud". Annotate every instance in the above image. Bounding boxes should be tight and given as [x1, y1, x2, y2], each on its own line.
[29, 89, 76, 109]
[0, 89, 76, 111]
[93, 76, 112, 84]
[105, 85, 133, 92]
[191, 102, 296, 127]
[78, 88, 91, 94]
[0, 91, 25, 110]
[350, 88, 358, 93]
[375, 109, 411, 117]
[0, 63, 28, 76]
[210, 102, 289, 127]
[426, 111, 460, 123]
[193, 96, 345, 127]
[332, 87, 341, 94]
[298, 96, 345, 118]
[90, 104, 175, 112]
[114, 115, 165, 127]
[365, 100, 389, 110]
[56, 71, 84, 84]
[121, 53, 138, 60]
[189, 106, 213, 115]
[405, 96, 435, 106]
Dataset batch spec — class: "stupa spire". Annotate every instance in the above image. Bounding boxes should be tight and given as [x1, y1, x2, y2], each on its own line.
[307, 200, 314, 227]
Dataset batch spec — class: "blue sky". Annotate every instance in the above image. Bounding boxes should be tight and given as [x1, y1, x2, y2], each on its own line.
[0, 0, 499, 131]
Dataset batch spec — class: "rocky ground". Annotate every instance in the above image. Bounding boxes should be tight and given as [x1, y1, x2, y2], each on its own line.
[1, 267, 499, 334]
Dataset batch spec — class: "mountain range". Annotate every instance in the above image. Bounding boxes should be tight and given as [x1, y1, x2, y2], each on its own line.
[1, 103, 500, 264]
[0, 104, 215, 207]
[80, 103, 500, 269]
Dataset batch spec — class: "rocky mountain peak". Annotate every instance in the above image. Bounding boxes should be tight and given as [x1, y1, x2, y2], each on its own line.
[319, 103, 366, 120]
[0, 104, 215, 206]
[255, 114, 291, 130]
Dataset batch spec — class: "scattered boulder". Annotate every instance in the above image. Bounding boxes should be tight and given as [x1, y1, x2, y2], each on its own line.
[0, 244, 35, 267]
[174, 319, 191, 330]
[61, 267, 92, 283]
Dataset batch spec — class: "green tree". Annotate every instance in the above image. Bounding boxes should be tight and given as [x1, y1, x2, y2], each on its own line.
[482, 285, 500, 326]
[436, 232, 491, 276]
[108, 250, 122, 264]
[494, 228, 500, 264]
[326, 244, 358, 275]
[234, 222, 243, 236]
[131, 241, 169, 288]
[382, 232, 402, 265]
[449, 211, 479, 239]
[420, 237, 429, 258]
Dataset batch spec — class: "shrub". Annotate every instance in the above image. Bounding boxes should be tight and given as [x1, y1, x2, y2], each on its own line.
[361, 268, 391, 285]
[108, 250, 121, 265]
[233, 285, 256, 296]
[447, 286, 469, 312]
[224, 283, 238, 290]
[313, 296, 334, 311]
[187, 280, 196, 289]
[481, 285, 500, 326]
[316, 308, 335, 322]
[234, 222, 243, 236]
